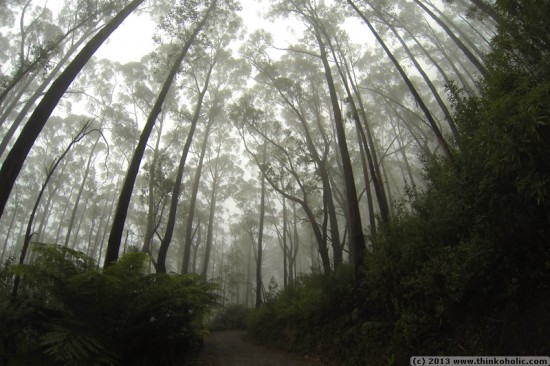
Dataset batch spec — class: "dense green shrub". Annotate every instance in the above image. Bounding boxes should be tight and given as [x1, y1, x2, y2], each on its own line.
[0, 244, 218, 366]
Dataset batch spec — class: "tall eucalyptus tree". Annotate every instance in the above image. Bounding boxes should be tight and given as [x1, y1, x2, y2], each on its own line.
[270, 0, 366, 274]
[104, 0, 220, 267]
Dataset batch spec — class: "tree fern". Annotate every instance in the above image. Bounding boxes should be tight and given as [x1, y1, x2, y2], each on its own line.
[41, 324, 119, 366]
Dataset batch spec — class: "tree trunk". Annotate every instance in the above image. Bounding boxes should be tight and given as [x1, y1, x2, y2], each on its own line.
[355, 123, 376, 233]
[201, 181, 218, 279]
[0, 0, 145, 220]
[255, 170, 266, 308]
[1, 190, 19, 263]
[282, 196, 288, 289]
[142, 111, 165, 254]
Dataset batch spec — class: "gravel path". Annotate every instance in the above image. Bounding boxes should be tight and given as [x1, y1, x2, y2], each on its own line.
[191, 330, 329, 366]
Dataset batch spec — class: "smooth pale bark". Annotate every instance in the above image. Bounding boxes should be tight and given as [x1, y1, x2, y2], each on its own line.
[104, 3, 215, 267]
[0, 0, 145, 220]
[157, 57, 216, 273]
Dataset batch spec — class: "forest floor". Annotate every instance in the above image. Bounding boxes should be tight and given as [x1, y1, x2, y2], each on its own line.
[190, 330, 330, 366]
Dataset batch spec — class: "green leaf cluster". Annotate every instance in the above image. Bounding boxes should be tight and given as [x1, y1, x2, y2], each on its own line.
[0, 244, 218, 366]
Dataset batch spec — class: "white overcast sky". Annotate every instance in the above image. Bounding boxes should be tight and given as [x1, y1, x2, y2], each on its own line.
[45, 0, 368, 64]
[47, 0, 305, 63]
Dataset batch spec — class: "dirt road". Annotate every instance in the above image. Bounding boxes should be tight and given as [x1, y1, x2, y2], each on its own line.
[191, 330, 328, 366]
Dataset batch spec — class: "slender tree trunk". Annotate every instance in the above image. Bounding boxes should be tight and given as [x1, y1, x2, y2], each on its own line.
[70, 197, 89, 250]
[255, 170, 266, 308]
[36, 162, 68, 239]
[377, 10, 459, 139]
[201, 184, 218, 278]
[348, 0, 454, 162]
[245, 236, 252, 307]
[0, 0, 145, 220]
[54, 187, 74, 244]
[426, 0, 486, 60]
[0, 23, 100, 140]
[142, 111, 165, 254]
[328, 38, 391, 225]
[104, 5, 215, 267]
[181, 117, 215, 273]
[1, 191, 19, 263]
[426, 25, 476, 93]
[191, 220, 202, 273]
[412, 0, 488, 76]
[468, 0, 500, 23]
[314, 27, 366, 275]
[157, 57, 216, 273]
[0, 7, 103, 109]
[282, 196, 288, 289]
[64, 134, 100, 247]
[355, 124, 376, 233]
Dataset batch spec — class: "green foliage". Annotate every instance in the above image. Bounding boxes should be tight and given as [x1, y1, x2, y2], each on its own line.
[0, 245, 218, 366]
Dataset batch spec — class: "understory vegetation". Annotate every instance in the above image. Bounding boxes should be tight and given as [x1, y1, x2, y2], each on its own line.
[247, 1, 550, 364]
[0, 245, 218, 366]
